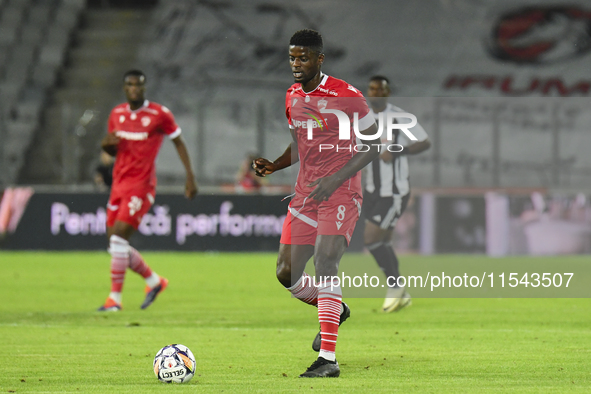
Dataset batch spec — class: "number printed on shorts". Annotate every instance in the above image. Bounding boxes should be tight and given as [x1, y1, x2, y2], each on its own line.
[337, 205, 346, 221]
[128, 196, 143, 216]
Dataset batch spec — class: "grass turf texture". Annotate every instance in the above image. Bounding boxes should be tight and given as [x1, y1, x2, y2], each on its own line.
[0, 252, 589, 393]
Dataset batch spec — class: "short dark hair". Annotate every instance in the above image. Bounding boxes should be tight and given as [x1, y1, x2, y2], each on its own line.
[289, 29, 323, 55]
[370, 75, 390, 85]
[123, 69, 146, 83]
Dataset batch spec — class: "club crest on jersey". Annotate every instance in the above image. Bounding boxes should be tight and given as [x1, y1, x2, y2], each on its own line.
[317, 98, 327, 110]
[305, 96, 310, 103]
[119, 115, 125, 123]
[141, 116, 151, 127]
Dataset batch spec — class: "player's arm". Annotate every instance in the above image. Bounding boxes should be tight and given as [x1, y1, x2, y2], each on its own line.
[101, 132, 119, 156]
[102, 111, 120, 156]
[308, 123, 381, 201]
[171, 136, 198, 199]
[380, 138, 431, 163]
[253, 130, 299, 177]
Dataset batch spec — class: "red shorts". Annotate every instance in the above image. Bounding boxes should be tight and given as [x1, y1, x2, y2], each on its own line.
[280, 191, 362, 246]
[106, 187, 155, 229]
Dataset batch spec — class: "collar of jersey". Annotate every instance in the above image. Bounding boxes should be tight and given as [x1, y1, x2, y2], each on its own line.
[126, 100, 149, 113]
[301, 73, 328, 95]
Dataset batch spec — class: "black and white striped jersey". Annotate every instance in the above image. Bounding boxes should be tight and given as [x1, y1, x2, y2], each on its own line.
[364, 103, 428, 197]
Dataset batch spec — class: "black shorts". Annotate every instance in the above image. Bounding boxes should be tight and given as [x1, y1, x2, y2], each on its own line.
[362, 192, 410, 230]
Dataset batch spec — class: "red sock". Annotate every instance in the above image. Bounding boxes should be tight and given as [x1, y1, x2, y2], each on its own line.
[129, 246, 153, 279]
[317, 280, 342, 359]
[287, 273, 318, 306]
[109, 235, 130, 293]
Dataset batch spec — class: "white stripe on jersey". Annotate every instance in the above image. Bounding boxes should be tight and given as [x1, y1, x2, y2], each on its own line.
[168, 127, 182, 139]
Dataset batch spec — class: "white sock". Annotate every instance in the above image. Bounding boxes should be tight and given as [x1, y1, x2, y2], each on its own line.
[145, 272, 160, 288]
[319, 350, 336, 361]
[109, 292, 122, 304]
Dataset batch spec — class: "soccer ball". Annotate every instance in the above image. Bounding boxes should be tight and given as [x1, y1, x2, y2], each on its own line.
[153, 344, 196, 383]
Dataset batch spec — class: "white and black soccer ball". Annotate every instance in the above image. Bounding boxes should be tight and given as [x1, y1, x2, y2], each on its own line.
[153, 344, 196, 383]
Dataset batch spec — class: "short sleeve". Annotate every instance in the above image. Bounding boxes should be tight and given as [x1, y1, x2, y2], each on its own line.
[345, 85, 373, 132]
[159, 106, 181, 139]
[391, 105, 429, 144]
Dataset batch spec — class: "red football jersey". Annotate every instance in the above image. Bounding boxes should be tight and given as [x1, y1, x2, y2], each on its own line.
[285, 74, 374, 197]
[108, 100, 181, 193]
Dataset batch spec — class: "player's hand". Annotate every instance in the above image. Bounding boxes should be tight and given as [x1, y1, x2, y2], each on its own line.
[101, 132, 120, 156]
[307, 175, 344, 202]
[185, 177, 198, 199]
[103, 132, 120, 146]
[252, 158, 276, 177]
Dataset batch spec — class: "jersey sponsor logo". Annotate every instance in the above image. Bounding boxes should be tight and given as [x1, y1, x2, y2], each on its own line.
[116, 130, 149, 141]
[119, 115, 125, 123]
[141, 116, 151, 127]
[292, 118, 328, 129]
[317, 86, 338, 96]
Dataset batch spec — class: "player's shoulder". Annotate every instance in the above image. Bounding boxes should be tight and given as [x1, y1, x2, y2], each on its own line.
[145, 101, 173, 115]
[323, 75, 364, 97]
[287, 83, 303, 97]
[111, 103, 128, 114]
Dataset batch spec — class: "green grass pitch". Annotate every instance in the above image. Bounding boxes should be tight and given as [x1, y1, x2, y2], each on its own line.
[0, 251, 589, 393]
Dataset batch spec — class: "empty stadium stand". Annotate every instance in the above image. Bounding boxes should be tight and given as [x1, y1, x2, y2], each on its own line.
[0, 0, 85, 185]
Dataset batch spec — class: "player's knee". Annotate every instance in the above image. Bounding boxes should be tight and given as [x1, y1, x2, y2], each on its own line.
[108, 234, 130, 256]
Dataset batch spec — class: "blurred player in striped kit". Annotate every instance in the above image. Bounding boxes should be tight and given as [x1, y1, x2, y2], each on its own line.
[363, 76, 430, 312]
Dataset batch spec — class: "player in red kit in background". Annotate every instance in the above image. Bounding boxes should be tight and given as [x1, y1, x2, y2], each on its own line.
[254, 30, 381, 377]
[98, 70, 197, 311]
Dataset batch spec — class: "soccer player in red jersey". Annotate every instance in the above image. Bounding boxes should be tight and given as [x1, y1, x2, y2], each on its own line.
[254, 30, 381, 377]
[98, 70, 197, 311]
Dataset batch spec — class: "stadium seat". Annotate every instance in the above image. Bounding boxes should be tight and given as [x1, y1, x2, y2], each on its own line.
[0, 0, 83, 184]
